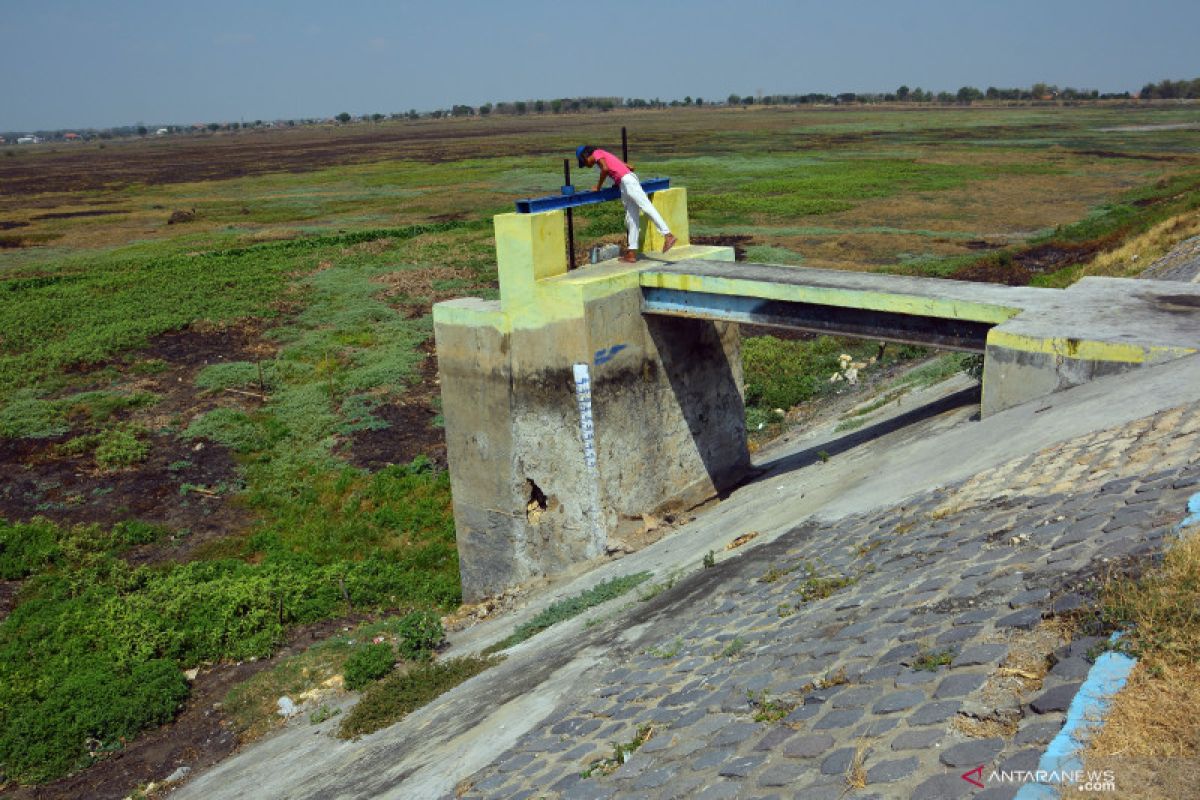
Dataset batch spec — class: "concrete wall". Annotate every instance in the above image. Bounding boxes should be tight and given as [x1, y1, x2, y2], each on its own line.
[435, 188, 745, 601]
[982, 336, 1191, 416]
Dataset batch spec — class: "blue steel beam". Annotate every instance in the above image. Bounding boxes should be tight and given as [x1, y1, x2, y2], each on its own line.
[515, 178, 670, 213]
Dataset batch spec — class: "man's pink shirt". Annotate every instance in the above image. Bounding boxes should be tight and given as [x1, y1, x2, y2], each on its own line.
[592, 149, 632, 184]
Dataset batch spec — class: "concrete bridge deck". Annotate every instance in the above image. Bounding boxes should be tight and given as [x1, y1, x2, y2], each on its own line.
[641, 258, 1200, 358]
[639, 258, 1200, 414]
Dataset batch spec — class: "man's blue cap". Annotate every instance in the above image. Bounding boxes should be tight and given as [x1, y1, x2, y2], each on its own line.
[576, 145, 588, 168]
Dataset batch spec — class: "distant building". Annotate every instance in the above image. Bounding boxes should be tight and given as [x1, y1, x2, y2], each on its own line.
[156, 128, 169, 136]
[17, 136, 38, 144]
[64, 132, 81, 141]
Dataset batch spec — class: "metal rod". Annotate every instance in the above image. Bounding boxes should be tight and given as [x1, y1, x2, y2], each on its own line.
[621, 126, 628, 163]
[563, 158, 576, 270]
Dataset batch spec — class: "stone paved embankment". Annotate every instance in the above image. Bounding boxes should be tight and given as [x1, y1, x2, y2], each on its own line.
[456, 403, 1200, 800]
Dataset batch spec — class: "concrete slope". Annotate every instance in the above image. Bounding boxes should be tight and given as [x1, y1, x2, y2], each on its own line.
[172, 354, 1200, 800]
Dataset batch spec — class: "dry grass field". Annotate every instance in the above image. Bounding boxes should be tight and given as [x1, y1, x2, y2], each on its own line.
[1, 103, 1199, 797]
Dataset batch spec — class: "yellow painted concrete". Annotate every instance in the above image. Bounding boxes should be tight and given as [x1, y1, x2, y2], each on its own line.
[639, 187, 690, 253]
[495, 211, 568, 312]
[444, 190, 737, 334]
[650, 243, 736, 264]
[986, 329, 1197, 363]
[639, 270, 1025, 325]
[432, 297, 512, 332]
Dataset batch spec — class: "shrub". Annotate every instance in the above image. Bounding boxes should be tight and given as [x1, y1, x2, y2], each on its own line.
[0, 517, 169, 579]
[396, 609, 444, 660]
[184, 408, 280, 453]
[343, 642, 395, 690]
[0, 397, 67, 439]
[0, 654, 188, 783]
[0, 517, 60, 579]
[93, 426, 149, 470]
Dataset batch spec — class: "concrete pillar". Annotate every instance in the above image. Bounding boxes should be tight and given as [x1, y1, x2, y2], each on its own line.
[434, 189, 745, 601]
[638, 187, 690, 252]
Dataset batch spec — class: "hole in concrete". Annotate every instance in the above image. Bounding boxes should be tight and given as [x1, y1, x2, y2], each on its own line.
[525, 479, 548, 524]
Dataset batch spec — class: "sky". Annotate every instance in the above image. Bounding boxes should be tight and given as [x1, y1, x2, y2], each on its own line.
[2, 0, 1198, 131]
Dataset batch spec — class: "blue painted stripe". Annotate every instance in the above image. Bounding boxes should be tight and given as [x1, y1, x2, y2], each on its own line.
[1180, 490, 1200, 528]
[1015, 489, 1200, 797]
[1014, 648, 1136, 799]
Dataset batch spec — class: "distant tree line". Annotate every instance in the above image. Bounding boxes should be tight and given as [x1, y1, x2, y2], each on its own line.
[1138, 77, 1200, 99]
[8, 77, 1198, 143]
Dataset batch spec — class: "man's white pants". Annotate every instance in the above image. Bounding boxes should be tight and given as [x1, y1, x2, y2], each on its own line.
[619, 173, 671, 249]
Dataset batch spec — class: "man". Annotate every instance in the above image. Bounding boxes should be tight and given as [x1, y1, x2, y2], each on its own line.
[576, 144, 676, 263]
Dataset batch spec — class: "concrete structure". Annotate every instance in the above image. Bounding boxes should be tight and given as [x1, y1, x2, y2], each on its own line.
[434, 188, 744, 602]
[639, 261, 1200, 415]
[436, 187, 1200, 600]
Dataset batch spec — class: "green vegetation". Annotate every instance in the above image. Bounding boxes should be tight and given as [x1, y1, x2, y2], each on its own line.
[898, 353, 982, 389]
[760, 565, 792, 583]
[222, 614, 446, 740]
[394, 609, 444, 660]
[0, 222, 469, 403]
[343, 643, 396, 691]
[796, 570, 856, 602]
[913, 648, 956, 672]
[4, 105, 1200, 784]
[581, 723, 656, 778]
[92, 425, 151, 470]
[0, 390, 159, 439]
[748, 689, 795, 723]
[309, 705, 341, 725]
[0, 462, 456, 783]
[741, 336, 935, 434]
[646, 637, 683, 660]
[720, 636, 747, 658]
[337, 655, 499, 738]
[742, 336, 870, 410]
[0, 517, 168, 580]
[688, 158, 987, 225]
[483, 572, 651, 654]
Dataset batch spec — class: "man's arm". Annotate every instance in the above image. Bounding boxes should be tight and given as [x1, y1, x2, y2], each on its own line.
[592, 157, 610, 191]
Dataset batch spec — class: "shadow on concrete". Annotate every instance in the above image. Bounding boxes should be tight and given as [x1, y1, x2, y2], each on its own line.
[646, 317, 751, 492]
[747, 383, 982, 485]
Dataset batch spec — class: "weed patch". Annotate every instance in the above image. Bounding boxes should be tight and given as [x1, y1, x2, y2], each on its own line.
[720, 637, 747, 659]
[222, 614, 445, 741]
[483, 572, 650, 654]
[0, 390, 159, 439]
[913, 648, 956, 672]
[748, 690, 794, 722]
[0, 516, 168, 579]
[795, 562, 856, 603]
[581, 724, 656, 778]
[337, 655, 499, 739]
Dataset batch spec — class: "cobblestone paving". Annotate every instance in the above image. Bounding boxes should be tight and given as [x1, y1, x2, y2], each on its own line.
[454, 403, 1200, 800]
